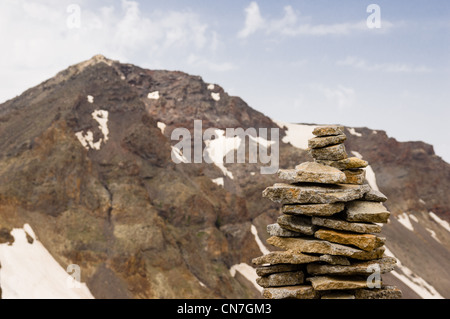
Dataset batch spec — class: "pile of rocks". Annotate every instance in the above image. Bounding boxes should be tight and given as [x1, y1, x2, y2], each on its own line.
[253, 125, 402, 299]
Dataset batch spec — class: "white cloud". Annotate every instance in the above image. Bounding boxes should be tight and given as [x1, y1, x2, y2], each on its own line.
[238, 3, 394, 38]
[237, 1, 265, 38]
[267, 5, 298, 35]
[337, 56, 432, 73]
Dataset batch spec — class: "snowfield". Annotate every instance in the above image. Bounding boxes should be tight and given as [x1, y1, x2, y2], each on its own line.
[275, 120, 317, 149]
[0, 224, 94, 299]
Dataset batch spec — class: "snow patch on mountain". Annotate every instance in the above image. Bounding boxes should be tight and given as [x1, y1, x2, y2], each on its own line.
[92, 110, 109, 142]
[203, 129, 276, 179]
[409, 214, 418, 223]
[171, 146, 189, 163]
[157, 121, 166, 134]
[352, 151, 380, 191]
[87, 95, 94, 104]
[228, 225, 269, 293]
[75, 110, 109, 150]
[148, 91, 160, 100]
[203, 129, 237, 179]
[275, 121, 317, 149]
[211, 177, 224, 187]
[351, 151, 380, 191]
[0, 224, 94, 299]
[207, 84, 215, 90]
[364, 166, 379, 191]
[229, 263, 262, 292]
[426, 228, 441, 243]
[429, 212, 450, 233]
[384, 247, 443, 299]
[347, 127, 362, 137]
[251, 225, 270, 255]
[75, 131, 94, 150]
[397, 213, 414, 231]
[211, 92, 220, 101]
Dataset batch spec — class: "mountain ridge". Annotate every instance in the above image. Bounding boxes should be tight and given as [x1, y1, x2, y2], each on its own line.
[0, 55, 449, 299]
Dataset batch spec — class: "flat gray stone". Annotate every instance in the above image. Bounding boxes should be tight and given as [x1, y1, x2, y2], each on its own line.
[282, 203, 345, 217]
[307, 275, 375, 291]
[267, 236, 385, 260]
[257, 271, 304, 288]
[312, 126, 345, 137]
[315, 157, 369, 170]
[319, 254, 350, 266]
[312, 216, 382, 234]
[262, 183, 371, 204]
[363, 188, 388, 202]
[277, 162, 346, 184]
[267, 223, 302, 237]
[345, 201, 390, 223]
[277, 214, 316, 236]
[313, 228, 385, 251]
[321, 292, 355, 299]
[355, 285, 402, 299]
[310, 143, 348, 161]
[252, 251, 321, 266]
[306, 257, 397, 276]
[263, 285, 319, 299]
[308, 134, 347, 149]
[256, 264, 304, 277]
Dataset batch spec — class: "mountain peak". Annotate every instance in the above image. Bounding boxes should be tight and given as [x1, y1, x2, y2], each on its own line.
[70, 54, 117, 73]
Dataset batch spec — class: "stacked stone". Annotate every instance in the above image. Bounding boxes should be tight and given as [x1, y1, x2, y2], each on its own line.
[253, 125, 402, 299]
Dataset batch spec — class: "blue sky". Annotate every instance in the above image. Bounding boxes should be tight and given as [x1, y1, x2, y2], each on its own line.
[0, 0, 449, 162]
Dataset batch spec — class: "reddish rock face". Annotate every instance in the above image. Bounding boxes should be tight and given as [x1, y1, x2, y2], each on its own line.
[0, 55, 449, 299]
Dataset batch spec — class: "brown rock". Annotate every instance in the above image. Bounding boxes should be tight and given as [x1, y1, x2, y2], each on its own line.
[313, 229, 385, 251]
[321, 292, 355, 299]
[355, 285, 402, 299]
[266, 236, 385, 260]
[262, 183, 371, 204]
[312, 126, 345, 137]
[282, 203, 345, 217]
[256, 271, 304, 288]
[315, 157, 368, 170]
[277, 214, 316, 235]
[345, 201, 390, 223]
[277, 162, 346, 184]
[252, 250, 321, 266]
[267, 223, 302, 237]
[363, 188, 388, 202]
[319, 254, 350, 266]
[312, 216, 382, 234]
[256, 264, 304, 277]
[342, 169, 366, 185]
[263, 285, 319, 299]
[308, 134, 347, 149]
[307, 275, 375, 290]
[309, 143, 348, 161]
[306, 257, 397, 276]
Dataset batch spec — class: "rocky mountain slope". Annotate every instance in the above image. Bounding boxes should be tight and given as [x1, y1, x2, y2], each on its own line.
[0, 55, 449, 299]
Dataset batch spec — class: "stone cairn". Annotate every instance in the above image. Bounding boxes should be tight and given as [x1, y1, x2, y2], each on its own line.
[253, 125, 402, 299]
